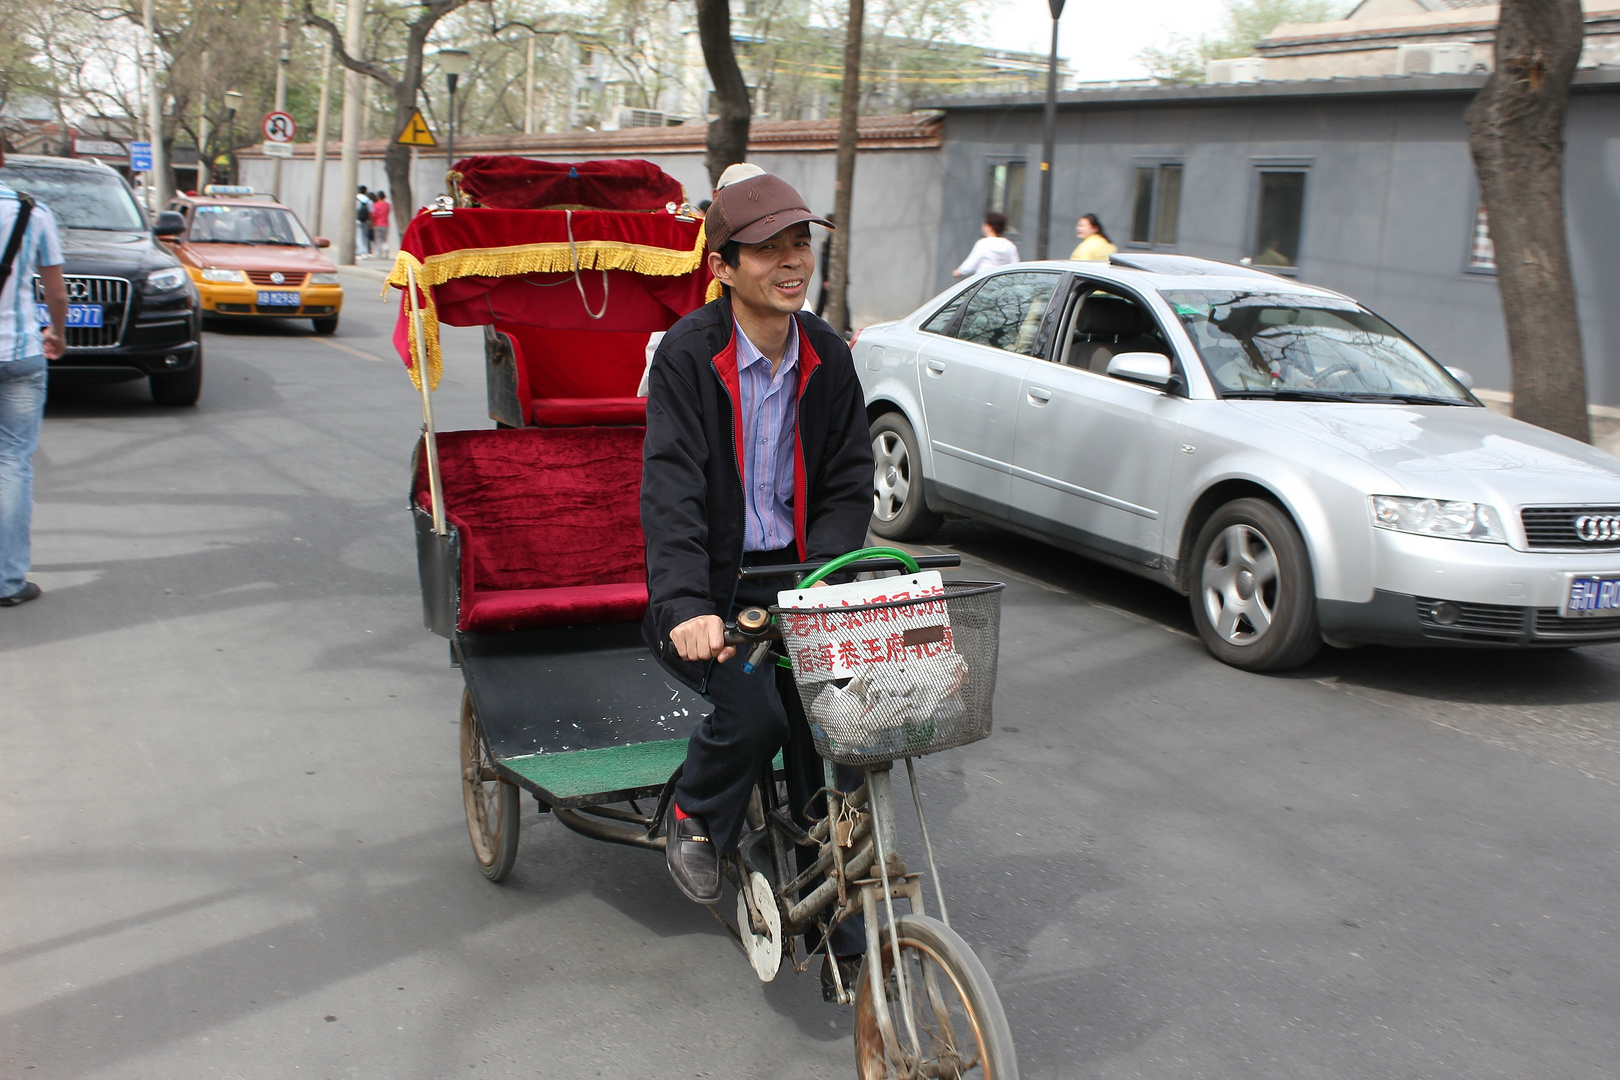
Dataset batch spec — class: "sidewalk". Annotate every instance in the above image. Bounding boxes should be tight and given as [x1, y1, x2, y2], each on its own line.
[338, 261, 392, 284]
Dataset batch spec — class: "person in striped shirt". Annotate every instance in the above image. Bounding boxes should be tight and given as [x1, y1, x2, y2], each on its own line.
[0, 142, 67, 607]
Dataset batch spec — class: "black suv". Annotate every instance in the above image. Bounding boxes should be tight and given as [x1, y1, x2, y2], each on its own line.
[0, 155, 203, 405]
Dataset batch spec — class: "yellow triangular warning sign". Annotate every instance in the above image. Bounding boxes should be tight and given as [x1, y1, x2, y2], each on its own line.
[396, 109, 437, 147]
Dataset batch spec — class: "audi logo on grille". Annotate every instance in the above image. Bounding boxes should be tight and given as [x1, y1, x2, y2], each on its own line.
[1575, 514, 1620, 542]
[65, 280, 90, 300]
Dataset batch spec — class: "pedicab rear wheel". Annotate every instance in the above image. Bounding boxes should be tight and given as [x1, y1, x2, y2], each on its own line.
[853, 914, 1018, 1079]
[460, 689, 519, 882]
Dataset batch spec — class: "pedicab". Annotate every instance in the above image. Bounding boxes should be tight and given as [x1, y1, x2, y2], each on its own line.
[390, 157, 1020, 1077]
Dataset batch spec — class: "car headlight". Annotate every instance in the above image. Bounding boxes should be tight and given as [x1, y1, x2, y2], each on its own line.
[144, 266, 188, 293]
[1371, 495, 1508, 543]
[308, 272, 341, 285]
[199, 267, 246, 283]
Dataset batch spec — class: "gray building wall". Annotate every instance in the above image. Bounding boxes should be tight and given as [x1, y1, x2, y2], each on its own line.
[929, 75, 1620, 406]
[240, 142, 944, 332]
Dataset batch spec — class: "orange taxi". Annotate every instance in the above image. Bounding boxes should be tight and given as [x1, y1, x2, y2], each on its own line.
[163, 186, 344, 334]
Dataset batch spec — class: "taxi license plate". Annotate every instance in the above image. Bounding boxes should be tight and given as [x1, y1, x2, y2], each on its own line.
[256, 290, 301, 306]
[1562, 573, 1620, 617]
[37, 303, 104, 328]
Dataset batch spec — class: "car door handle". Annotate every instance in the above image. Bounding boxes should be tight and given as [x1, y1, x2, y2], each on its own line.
[1027, 386, 1052, 404]
[924, 359, 946, 375]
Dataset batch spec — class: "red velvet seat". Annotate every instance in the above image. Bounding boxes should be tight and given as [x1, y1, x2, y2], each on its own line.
[464, 582, 648, 632]
[529, 397, 647, 427]
[414, 426, 647, 632]
[500, 325, 651, 430]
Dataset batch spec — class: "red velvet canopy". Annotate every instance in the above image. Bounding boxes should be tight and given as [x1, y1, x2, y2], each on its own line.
[386, 200, 709, 389]
[453, 156, 687, 212]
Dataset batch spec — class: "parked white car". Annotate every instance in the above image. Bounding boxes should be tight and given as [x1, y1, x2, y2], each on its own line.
[853, 254, 1620, 671]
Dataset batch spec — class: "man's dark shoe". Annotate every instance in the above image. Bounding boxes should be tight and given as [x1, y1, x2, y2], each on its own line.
[821, 951, 864, 1002]
[664, 808, 721, 904]
[0, 582, 41, 607]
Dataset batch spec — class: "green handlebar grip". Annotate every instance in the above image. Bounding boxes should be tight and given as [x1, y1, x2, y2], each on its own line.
[799, 545, 923, 587]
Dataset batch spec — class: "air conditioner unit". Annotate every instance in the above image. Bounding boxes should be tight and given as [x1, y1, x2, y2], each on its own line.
[614, 107, 667, 129]
[1396, 43, 1473, 75]
[1205, 57, 1266, 84]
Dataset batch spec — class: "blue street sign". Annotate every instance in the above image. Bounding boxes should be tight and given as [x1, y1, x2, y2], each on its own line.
[129, 141, 153, 172]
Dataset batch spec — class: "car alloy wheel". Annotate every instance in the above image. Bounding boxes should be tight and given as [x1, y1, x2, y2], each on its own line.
[1189, 497, 1321, 672]
[868, 413, 942, 542]
[1202, 523, 1278, 646]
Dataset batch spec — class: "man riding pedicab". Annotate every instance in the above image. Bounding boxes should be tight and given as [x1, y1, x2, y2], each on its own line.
[639, 167, 874, 996]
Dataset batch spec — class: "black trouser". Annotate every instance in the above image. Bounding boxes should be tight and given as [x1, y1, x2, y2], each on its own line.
[673, 546, 865, 954]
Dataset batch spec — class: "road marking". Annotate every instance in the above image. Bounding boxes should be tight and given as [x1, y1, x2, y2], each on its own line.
[309, 336, 386, 363]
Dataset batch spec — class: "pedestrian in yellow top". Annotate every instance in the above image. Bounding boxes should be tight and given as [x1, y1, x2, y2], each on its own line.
[1070, 213, 1117, 261]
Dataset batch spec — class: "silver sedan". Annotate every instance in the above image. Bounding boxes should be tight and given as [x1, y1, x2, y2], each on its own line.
[853, 254, 1620, 671]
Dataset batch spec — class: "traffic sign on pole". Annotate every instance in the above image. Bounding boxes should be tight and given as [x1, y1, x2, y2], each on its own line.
[129, 141, 153, 172]
[262, 110, 296, 143]
[396, 109, 437, 147]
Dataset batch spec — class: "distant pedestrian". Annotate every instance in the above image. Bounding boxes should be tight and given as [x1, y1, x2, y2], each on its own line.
[1071, 213, 1117, 261]
[952, 211, 1018, 278]
[0, 141, 67, 608]
[355, 185, 372, 258]
[369, 190, 391, 260]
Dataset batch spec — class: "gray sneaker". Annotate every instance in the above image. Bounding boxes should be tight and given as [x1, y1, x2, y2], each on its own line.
[0, 582, 41, 607]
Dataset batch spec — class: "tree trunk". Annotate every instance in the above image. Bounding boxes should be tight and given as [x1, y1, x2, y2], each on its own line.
[387, 79, 420, 235]
[696, 0, 751, 188]
[1465, 0, 1588, 441]
[822, 0, 864, 337]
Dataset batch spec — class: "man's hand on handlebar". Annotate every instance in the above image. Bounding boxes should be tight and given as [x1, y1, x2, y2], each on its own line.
[671, 614, 736, 664]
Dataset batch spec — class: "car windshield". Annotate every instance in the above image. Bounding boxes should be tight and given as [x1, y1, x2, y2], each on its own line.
[0, 165, 146, 231]
[1163, 290, 1471, 403]
[188, 204, 312, 245]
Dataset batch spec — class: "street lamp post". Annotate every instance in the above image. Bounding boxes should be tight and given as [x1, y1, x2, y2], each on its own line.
[436, 49, 470, 179]
[223, 89, 244, 185]
[1035, 0, 1065, 261]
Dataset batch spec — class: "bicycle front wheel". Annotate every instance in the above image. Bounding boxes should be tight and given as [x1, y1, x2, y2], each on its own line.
[853, 914, 1018, 1079]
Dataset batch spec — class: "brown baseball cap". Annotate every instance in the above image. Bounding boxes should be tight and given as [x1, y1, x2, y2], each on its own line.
[705, 172, 833, 252]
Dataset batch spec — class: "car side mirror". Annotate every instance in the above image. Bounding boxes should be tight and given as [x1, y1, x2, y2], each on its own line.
[1105, 351, 1177, 389]
[314, 236, 331, 248]
[1445, 366, 1474, 391]
[153, 211, 185, 238]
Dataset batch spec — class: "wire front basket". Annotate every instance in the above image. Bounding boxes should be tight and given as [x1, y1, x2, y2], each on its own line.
[775, 580, 1005, 766]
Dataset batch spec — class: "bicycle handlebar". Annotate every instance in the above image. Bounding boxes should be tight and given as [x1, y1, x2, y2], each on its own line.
[736, 552, 960, 581]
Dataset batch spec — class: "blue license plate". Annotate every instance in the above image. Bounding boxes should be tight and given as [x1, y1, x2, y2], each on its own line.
[38, 303, 104, 328]
[256, 290, 301, 307]
[1564, 574, 1620, 617]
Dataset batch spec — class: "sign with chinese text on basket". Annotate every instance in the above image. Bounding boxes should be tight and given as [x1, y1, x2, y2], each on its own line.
[776, 572, 952, 683]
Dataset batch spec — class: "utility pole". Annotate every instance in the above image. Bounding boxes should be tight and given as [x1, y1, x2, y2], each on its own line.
[1035, 0, 1065, 261]
[524, 34, 536, 135]
[273, 0, 291, 197]
[311, 38, 333, 238]
[142, 0, 171, 209]
[336, 0, 364, 265]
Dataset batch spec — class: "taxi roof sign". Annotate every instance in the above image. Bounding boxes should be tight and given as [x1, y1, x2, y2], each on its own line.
[202, 185, 256, 196]
[397, 109, 437, 147]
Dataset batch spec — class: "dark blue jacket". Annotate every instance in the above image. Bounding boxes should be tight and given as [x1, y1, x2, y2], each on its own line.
[640, 296, 873, 687]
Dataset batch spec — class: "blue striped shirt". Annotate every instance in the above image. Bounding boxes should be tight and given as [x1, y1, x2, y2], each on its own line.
[735, 318, 800, 553]
[0, 183, 64, 363]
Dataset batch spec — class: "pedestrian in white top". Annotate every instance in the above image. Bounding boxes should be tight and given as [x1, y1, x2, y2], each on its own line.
[952, 211, 1019, 278]
[0, 141, 67, 607]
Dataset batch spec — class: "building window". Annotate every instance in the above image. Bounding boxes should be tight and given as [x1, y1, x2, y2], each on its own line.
[1468, 202, 1496, 272]
[1129, 163, 1183, 246]
[1250, 169, 1306, 268]
[985, 161, 1026, 237]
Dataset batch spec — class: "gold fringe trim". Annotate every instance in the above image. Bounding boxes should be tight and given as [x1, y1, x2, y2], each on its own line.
[386, 220, 710, 391]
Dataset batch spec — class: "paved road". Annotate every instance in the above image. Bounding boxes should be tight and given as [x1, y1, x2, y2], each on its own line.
[5, 276, 1620, 1079]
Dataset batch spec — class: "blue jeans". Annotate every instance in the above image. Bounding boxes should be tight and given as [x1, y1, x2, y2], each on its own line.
[0, 353, 47, 596]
